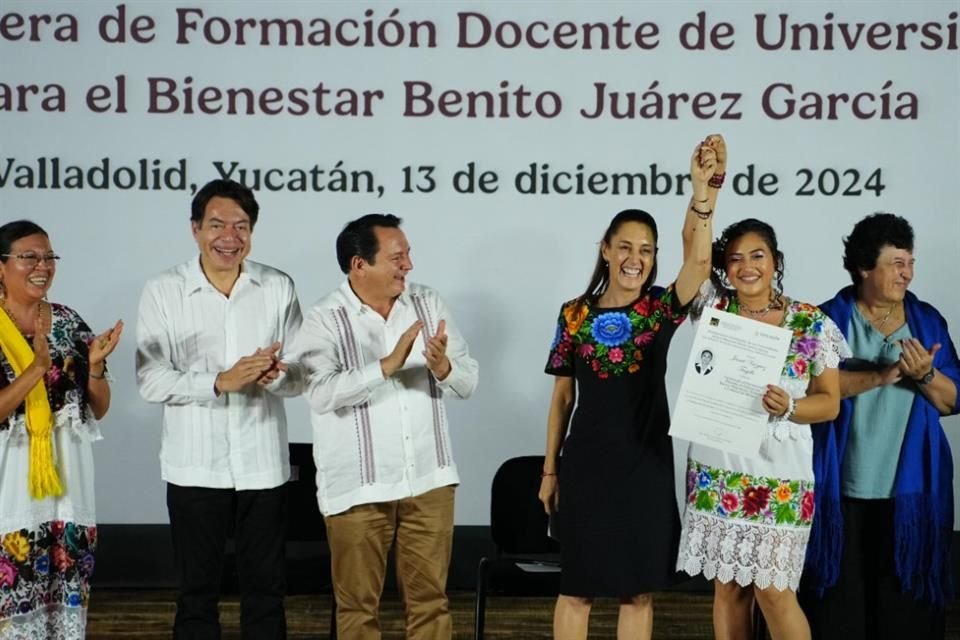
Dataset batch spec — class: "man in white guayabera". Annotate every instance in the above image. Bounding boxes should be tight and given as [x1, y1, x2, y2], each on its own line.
[294, 213, 478, 640]
[136, 179, 303, 639]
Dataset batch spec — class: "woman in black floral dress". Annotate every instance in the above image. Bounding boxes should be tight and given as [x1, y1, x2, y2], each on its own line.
[539, 136, 726, 640]
[0, 220, 122, 639]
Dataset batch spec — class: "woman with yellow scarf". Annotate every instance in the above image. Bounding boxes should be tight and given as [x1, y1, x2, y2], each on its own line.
[0, 220, 122, 639]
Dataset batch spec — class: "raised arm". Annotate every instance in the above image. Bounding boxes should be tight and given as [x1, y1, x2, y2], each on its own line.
[676, 135, 727, 305]
[85, 319, 123, 419]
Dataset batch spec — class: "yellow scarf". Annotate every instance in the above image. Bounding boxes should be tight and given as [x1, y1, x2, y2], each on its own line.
[0, 304, 63, 499]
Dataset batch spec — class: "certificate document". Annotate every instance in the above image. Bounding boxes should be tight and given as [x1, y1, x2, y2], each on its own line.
[669, 307, 792, 458]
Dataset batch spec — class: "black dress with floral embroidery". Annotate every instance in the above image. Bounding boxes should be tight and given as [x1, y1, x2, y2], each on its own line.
[545, 285, 689, 597]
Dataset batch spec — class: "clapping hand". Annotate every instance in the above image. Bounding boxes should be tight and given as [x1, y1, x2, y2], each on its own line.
[89, 320, 124, 367]
[256, 343, 289, 386]
[31, 314, 52, 373]
[898, 338, 940, 382]
[216, 342, 281, 394]
[690, 134, 727, 199]
[423, 320, 451, 380]
[380, 320, 424, 378]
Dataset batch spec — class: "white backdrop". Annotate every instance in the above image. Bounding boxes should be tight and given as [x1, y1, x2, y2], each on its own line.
[2, 0, 958, 526]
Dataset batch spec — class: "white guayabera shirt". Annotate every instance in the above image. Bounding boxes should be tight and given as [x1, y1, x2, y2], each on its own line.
[295, 281, 479, 516]
[136, 257, 303, 490]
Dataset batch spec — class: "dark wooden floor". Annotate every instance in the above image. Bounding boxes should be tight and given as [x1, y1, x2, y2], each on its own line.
[87, 590, 960, 639]
[87, 590, 710, 639]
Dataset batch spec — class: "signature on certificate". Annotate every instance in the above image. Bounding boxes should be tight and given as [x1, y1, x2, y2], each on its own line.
[730, 353, 762, 377]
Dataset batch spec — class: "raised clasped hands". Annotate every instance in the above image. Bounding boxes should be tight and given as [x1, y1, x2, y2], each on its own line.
[690, 134, 728, 196]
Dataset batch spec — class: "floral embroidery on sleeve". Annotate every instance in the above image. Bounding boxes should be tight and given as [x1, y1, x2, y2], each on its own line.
[563, 302, 589, 335]
[545, 303, 577, 376]
[783, 303, 835, 380]
[656, 284, 689, 325]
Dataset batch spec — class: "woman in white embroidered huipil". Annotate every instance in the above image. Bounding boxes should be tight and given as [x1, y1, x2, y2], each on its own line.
[0, 220, 122, 639]
[676, 219, 846, 640]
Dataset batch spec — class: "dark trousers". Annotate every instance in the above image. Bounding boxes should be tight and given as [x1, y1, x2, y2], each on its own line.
[167, 483, 288, 640]
[801, 497, 945, 640]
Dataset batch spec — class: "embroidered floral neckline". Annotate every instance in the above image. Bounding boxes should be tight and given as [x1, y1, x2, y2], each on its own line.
[549, 287, 681, 379]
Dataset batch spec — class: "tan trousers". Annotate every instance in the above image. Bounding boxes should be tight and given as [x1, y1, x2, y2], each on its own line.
[325, 486, 456, 640]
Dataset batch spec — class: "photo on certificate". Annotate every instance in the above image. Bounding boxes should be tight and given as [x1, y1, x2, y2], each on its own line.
[669, 307, 792, 458]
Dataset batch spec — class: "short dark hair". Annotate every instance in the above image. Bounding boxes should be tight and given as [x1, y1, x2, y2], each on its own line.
[0, 220, 48, 262]
[701, 349, 713, 359]
[336, 214, 403, 274]
[190, 179, 260, 228]
[842, 213, 914, 289]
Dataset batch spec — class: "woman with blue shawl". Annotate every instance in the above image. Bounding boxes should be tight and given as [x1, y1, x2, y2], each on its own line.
[802, 213, 960, 640]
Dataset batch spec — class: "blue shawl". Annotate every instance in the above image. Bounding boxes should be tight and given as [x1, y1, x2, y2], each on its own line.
[805, 286, 960, 606]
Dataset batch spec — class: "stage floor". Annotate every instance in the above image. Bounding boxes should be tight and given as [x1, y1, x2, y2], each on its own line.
[86, 590, 960, 639]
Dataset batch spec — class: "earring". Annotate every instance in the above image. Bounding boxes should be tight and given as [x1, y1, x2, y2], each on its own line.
[770, 279, 784, 307]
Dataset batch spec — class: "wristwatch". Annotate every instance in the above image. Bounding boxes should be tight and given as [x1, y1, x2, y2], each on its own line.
[915, 368, 935, 386]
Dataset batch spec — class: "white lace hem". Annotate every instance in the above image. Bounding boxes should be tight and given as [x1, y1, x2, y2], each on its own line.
[0, 402, 101, 445]
[0, 604, 86, 640]
[677, 509, 809, 592]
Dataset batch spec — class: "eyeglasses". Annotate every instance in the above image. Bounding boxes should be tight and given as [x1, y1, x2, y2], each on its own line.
[1, 253, 61, 268]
